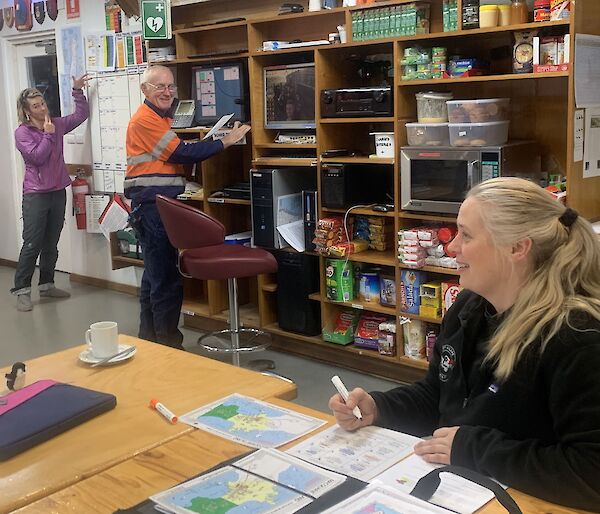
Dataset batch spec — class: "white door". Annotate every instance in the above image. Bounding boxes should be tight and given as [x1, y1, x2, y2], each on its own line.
[14, 38, 72, 273]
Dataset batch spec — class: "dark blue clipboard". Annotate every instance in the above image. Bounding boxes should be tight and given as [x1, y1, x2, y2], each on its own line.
[0, 382, 117, 461]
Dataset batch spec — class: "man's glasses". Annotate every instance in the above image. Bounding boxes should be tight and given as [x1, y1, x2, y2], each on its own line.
[145, 83, 178, 93]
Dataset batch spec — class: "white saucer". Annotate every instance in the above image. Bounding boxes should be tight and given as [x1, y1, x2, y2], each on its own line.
[79, 344, 137, 365]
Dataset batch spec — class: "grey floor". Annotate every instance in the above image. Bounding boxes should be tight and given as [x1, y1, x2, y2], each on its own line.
[0, 265, 401, 412]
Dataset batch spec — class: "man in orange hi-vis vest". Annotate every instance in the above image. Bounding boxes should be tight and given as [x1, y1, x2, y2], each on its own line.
[125, 65, 250, 350]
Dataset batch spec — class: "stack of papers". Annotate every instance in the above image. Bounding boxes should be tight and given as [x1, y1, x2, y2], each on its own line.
[145, 393, 502, 514]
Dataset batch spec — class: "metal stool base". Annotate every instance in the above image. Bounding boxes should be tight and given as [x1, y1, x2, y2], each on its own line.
[196, 277, 275, 369]
[198, 328, 274, 370]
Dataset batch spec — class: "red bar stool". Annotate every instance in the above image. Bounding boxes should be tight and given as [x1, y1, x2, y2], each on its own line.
[156, 195, 277, 369]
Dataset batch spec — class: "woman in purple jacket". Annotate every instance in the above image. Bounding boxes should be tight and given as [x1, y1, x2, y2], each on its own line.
[11, 75, 90, 312]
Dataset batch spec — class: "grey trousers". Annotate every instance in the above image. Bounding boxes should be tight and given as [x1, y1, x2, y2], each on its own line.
[11, 189, 66, 295]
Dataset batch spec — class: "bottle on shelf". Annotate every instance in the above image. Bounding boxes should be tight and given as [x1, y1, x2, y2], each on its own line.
[510, 0, 529, 24]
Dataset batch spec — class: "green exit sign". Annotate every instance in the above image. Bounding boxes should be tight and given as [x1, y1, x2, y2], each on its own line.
[141, 0, 171, 40]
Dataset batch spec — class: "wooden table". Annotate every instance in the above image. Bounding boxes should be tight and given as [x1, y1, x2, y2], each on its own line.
[11, 398, 593, 514]
[0, 337, 296, 514]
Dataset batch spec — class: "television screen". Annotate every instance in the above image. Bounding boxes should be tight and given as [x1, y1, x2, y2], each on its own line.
[191, 61, 248, 126]
[264, 63, 315, 129]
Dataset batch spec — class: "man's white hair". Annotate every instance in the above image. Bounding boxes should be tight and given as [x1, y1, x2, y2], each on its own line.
[141, 65, 172, 85]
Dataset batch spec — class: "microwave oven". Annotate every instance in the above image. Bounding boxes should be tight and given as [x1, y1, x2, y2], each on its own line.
[400, 141, 541, 214]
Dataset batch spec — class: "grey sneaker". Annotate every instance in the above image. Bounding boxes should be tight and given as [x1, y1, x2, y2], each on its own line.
[17, 294, 33, 312]
[40, 287, 71, 298]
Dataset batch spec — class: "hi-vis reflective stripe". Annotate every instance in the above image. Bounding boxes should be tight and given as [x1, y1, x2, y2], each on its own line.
[127, 153, 154, 165]
[126, 131, 177, 166]
[123, 175, 185, 188]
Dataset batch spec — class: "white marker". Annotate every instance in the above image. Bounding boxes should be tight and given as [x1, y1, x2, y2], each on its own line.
[331, 375, 362, 419]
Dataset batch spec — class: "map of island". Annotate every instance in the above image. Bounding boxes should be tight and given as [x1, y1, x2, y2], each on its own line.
[179, 394, 325, 448]
[152, 466, 311, 514]
[151, 449, 346, 514]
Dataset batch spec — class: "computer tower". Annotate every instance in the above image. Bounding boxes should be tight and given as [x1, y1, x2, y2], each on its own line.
[251, 168, 316, 249]
[276, 252, 321, 336]
[302, 190, 317, 252]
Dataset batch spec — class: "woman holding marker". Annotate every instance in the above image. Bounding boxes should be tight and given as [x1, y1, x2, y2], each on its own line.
[11, 75, 90, 312]
[329, 177, 600, 511]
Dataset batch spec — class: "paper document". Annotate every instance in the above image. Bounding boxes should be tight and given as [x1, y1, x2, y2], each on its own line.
[151, 449, 346, 514]
[583, 107, 600, 178]
[574, 109, 585, 163]
[85, 195, 111, 233]
[98, 194, 131, 240]
[151, 464, 312, 514]
[287, 424, 421, 481]
[321, 484, 456, 514]
[179, 393, 325, 449]
[277, 220, 305, 252]
[201, 112, 234, 140]
[374, 454, 496, 514]
[575, 34, 600, 108]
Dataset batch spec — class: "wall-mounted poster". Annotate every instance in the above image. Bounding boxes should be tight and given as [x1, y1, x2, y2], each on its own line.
[15, 0, 33, 32]
[4, 7, 15, 28]
[33, 1, 45, 24]
[46, 0, 57, 20]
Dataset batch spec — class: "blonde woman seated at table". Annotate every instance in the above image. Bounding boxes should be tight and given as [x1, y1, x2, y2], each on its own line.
[329, 177, 600, 511]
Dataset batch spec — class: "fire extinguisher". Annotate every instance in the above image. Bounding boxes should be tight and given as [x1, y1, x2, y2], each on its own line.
[72, 171, 89, 230]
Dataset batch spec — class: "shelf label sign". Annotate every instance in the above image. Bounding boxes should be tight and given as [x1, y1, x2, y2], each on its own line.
[141, 0, 171, 40]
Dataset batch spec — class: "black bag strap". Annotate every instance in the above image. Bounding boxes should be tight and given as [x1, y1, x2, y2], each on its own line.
[410, 465, 523, 514]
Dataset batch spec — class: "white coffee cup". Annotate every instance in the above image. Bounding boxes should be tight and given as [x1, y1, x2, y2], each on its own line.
[85, 321, 119, 358]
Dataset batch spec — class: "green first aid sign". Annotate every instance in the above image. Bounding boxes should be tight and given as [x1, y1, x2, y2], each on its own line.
[142, 0, 170, 40]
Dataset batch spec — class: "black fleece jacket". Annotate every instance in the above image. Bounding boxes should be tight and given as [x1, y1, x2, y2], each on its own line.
[371, 290, 600, 511]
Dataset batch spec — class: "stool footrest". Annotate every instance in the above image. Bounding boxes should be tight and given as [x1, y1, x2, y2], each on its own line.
[198, 328, 270, 354]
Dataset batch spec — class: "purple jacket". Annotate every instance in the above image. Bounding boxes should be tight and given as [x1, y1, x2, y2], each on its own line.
[15, 89, 89, 194]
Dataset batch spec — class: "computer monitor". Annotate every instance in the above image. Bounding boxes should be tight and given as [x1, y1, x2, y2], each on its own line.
[264, 63, 315, 130]
[191, 61, 248, 126]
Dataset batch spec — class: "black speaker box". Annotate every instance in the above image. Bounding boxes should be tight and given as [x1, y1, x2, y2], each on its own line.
[321, 163, 393, 209]
[275, 252, 321, 336]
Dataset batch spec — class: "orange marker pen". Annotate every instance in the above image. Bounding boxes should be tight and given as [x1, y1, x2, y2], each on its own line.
[150, 398, 178, 424]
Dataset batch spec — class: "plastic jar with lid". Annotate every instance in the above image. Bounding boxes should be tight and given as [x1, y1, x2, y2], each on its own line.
[497, 4, 511, 25]
[510, 0, 529, 24]
[416, 92, 453, 123]
[479, 5, 499, 28]
[462, 0, 480, 29]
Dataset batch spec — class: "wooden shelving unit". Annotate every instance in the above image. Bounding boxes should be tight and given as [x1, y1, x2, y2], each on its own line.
[251, 157, 318, 167]
[321, 157, 394, 164]
[399, 71, 570, 87]
[128, 0, 600, 383]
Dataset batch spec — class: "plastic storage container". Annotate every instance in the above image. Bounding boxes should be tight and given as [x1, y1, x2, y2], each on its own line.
[479, 5, 499, 27]
[498, 4, 511, 25]
[446, 98, 510, 123]
[448, 121, 510, 147]
[406, 122, 450, 146]
[416, 92, 453, 123]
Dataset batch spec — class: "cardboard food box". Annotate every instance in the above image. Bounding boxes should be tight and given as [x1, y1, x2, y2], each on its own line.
[326, 259, 354, 302]
[322, 309, 360, 345]
[442, 281, 463, 316]
[400, 270, 426, 314]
